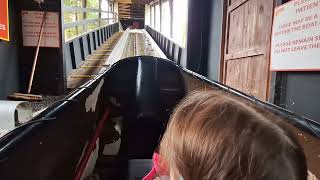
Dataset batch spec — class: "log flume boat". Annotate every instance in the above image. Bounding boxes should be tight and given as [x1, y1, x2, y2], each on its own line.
[0, 56, 319, 180]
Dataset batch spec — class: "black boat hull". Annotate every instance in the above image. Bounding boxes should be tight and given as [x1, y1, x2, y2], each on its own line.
[0, 56, 319, 179]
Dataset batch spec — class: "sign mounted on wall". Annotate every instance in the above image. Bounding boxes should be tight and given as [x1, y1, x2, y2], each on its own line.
[21, 10, 60, 48]
[271, 0, 320, 71]
[0, 0, 9, 41]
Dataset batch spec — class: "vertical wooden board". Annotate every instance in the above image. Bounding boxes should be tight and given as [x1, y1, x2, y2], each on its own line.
[227, 0, 273, 54]
[248, 55, 269, 99]
[227, 3, 244, 53]
[226, 55, 268, 100]
[230, 0, 239, 5]
[225, 60, 241, 90]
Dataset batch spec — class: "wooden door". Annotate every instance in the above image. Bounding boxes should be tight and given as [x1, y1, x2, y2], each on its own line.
[223, 0, 275, 100]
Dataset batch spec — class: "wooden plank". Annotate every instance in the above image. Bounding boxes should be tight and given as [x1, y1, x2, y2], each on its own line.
[228, 0, 250, 12]
[225, 56, 269, 99]
[222, 0, 231, 83]
[120, 15, 144, 18]
[85, 59, 106, 62]
[102, 41, 117, 43]
[67, 32, 123, 89]
[118, 3, 133, 6]
[70, 75, 96, 78]
[119, 11, 144, 15]
[117, 0, 132, 4]
[225, 47, 264, 60]
[86, 58, 107, 61]
[101, 42, 117, 45]
[118, 2, 145, 19]
[95, 49, 113, 52]
[219, 0, 228, 82]
[118, 5, 132, 7]
[118, 10, 145, 13]
[119, 14, 144, 17]
[91, 54, 110, 56]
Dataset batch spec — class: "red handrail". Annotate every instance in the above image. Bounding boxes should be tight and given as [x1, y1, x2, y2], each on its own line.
[74, 107, 111, 180]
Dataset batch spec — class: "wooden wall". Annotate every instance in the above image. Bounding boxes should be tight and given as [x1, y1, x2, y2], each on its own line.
[222, 0, 275, 101]
[118, 3, 144, 20]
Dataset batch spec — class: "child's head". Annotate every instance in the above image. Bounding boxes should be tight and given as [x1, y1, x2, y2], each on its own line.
[160, 91, 307, 180]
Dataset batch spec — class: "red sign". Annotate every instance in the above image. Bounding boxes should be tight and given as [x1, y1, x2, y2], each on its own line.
[0, 0, 9, 41]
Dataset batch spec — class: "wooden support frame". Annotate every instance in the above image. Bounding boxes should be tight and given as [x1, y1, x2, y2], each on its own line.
[219, 0, 228, 83]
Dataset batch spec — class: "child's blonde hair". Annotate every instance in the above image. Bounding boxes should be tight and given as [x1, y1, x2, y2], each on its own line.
[160, 91, 307, 180]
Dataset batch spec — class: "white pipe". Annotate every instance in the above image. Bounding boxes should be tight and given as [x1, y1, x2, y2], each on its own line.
[0, 101, 33, 137]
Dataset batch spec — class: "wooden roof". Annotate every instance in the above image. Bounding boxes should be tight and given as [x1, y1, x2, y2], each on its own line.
[116, 0, 153, 4]
[118, 2, 145, 20]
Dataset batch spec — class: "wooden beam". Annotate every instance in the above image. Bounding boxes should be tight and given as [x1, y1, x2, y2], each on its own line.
[119, 11, 144, 15]
[117, 0, 132, 4]
[228, 0, 250, 12]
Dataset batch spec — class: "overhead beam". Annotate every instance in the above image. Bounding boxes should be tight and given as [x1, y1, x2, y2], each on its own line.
[117, 0, 133, 3]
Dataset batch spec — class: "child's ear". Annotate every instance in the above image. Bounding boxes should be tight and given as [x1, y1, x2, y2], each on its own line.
[308, 171, 318, 180]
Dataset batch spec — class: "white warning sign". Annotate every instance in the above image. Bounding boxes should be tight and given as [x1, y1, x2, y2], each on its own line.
[271, 0, 320, 71]
[22, 10, 60, 48]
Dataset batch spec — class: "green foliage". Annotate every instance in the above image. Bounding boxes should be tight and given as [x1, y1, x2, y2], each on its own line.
[86, 0, 99, 9]
[63, 0, 82, 7]
[86, 12, 99, 20]
[65, 26, 84, 41]
[63, 0, 106, 40]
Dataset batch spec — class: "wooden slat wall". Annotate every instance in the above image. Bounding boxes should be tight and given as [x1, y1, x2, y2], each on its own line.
[118, 3, 145, 19]
[225, 56, 269, 99]
[223, 0, 274, 101]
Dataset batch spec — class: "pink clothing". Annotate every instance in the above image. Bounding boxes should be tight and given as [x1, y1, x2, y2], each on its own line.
[143, 153, 168, 180]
